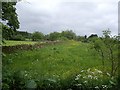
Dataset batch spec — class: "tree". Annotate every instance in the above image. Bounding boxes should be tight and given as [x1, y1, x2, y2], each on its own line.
[76, 36, 85, 42]
[44, 34, 50, 41]
[12, 34, 25, 41]
[61, 30, 76, 40]
[32, 32, 44, 41]
[1, 2, 20, 41]
[102, 32, 118, 76]
[49, 32, 61, 41]
[1, 2, 20, 31]
[91, 37, 106, 71]
[91, 30, 119, 76]
[16, 31, 32, 40]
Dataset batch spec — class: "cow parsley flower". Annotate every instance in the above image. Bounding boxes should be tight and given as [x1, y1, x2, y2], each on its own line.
[95, 86, 99, 89]
[88, 75, 92, 79]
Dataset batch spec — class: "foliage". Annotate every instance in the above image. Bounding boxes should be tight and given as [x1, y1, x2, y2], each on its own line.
[16, 31, 32, 40]
[2, 40, 118, 89]
[76, 36, 85, 41]
[61, 30, 76, 40]
[45, 30, 76, 41]
[32, 31, 44, 41]
[48, 32, 61, 41]
[12, 34, 25, 41]
[76, 35, 88, 43]
[2, 23, 14, 40]
[1, 2, 20, 42]
[2, 2, 19, 30]
[73, 68, 118, 89]
[90, 30, 119, 76]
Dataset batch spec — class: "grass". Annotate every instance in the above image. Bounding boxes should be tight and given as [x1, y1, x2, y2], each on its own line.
[2, 40, 37, 46]
[3, 40, 117, 89]
[3, 41, 110, 78]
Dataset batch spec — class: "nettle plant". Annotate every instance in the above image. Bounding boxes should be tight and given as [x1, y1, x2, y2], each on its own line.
[74, 68, 117, 89]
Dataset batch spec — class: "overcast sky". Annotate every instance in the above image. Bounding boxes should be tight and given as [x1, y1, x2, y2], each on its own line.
[16, 0, 119, 36]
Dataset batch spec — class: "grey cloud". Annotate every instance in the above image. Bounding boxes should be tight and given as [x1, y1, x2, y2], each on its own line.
[16, 1, 118, 36]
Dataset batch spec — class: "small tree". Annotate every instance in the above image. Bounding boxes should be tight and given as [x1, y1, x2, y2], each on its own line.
[76, 36, 85, 41]
[12, 34, 25, 41]
[49, 32, 61, 41]
[102, 33, 118, 76]
[91, 37, 106, 71]
[32, 32, 44, 41]
[61, 30, 76, 40]
[91, 29, 119, 76]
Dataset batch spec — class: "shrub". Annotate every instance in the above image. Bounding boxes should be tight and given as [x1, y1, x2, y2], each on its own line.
[12, 34, 25, 41]
[73, 68, 118, 89]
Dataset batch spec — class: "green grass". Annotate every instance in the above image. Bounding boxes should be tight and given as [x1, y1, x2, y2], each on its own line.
[2, 40, 37, 46]
[3, 40, 118, 89]
[3, 40, 111, 81]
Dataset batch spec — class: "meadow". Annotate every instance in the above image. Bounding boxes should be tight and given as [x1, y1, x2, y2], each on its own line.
[2, 40, 118, 90]
[2, 1, 119, 89]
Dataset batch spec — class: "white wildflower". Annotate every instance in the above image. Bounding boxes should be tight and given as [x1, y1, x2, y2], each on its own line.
[106, 73, 111, 76]
[77, 74, 81, 77]
[93, 76, 98, 80]
[102, 85, 107, 88]
[97, 70, 102, 74]
[87, 68, 90, 72]
[76, 84, 82, 86]
[81, 70, 84, 72]
[25, 74, 28, 76]
[88, 75, 92, 79]
[91, 72, 95, 74]
[75, 77, 79, 80]
[83, 81, 88, 83]
[95, 86, 99, 89]
[83, 76, 86, 79]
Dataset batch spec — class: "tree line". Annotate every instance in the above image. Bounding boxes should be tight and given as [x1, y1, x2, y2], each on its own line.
[2, 22, 88, 41]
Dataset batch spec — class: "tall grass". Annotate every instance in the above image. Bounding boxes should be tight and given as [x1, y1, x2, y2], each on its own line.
[2, 40, 118, 89]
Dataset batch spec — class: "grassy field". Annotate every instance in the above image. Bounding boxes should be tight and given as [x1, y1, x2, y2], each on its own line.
[2, 40, 117, 89]
[2, 40, 37, 46]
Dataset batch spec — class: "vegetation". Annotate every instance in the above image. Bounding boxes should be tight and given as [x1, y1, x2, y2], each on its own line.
[2, 40, 119, 89]
[89, 30, 119, 76]
[1, 1, 119, 90]
[2, 2, 19, 30]
[2, 25, 119, 89]
[2, 23, 14, 40]
[2, 28, 119, 89]
[32, 32, 44, 41]
[2, 40, 37, 46]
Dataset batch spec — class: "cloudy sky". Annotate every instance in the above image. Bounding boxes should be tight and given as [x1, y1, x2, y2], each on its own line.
[16, 0, 119, 36]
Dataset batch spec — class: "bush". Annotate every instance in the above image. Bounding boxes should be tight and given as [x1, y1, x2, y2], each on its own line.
[11, 34, 25, 41]
[32, 32, 44, 41]
[72, 68, 118, 89]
